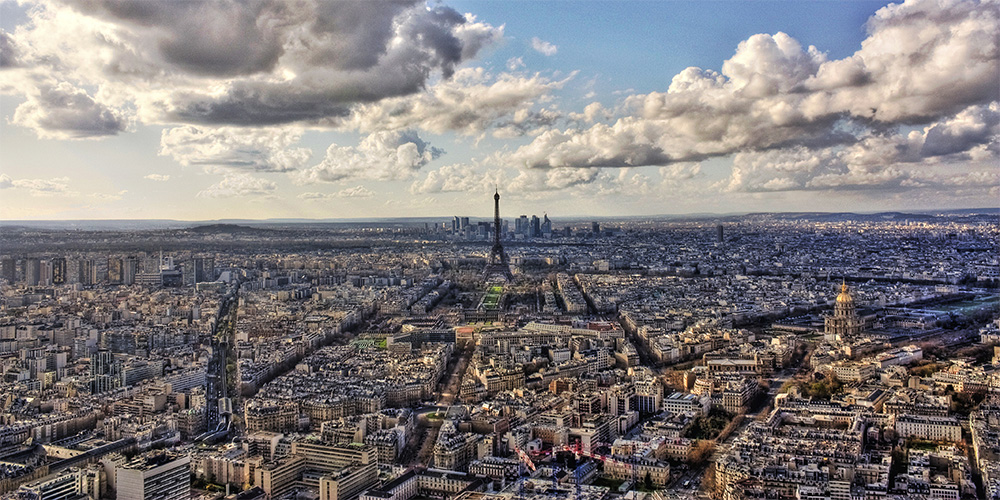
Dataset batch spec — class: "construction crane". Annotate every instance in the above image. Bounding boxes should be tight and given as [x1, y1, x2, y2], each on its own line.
[512, 443, 537, 472]
[557, 442, 633, 471]
[511, 442, 536, 500]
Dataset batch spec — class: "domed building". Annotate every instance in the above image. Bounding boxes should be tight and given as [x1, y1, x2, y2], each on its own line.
[824, 281, 864, 338]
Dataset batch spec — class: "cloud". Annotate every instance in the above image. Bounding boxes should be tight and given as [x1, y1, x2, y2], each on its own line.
[344, 67, 569, 137]
[299, 185, 375, 200]
[197, 174, 277, 198]
[723, 103, 999, 192]
[410, 163, 500, 194]
[0, 30, 20, 68]
[298, 130, 443, 183]
[0, 175, 72, 196]
[143, 174, 170, 181]
[11, 81, 128, 139]
[141, 3, 501, 126]
[531, 37, 558, 56]
[3, 0, 503, 131]
[508, 0, 999, 193]
[91, 189, 127, 201]
[159, 126, 310, 172]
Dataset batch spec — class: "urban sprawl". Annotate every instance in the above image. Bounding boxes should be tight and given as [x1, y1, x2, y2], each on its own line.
[1, 203, 999, 500]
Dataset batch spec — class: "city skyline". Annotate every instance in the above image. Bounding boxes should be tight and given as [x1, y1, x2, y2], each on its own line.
[0, 0, 998, 220]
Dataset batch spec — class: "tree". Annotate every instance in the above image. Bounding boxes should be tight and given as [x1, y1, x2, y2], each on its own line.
[689, 440, 716, 466]
[701, 465, 719, 499]
[644, 471, 653, 490]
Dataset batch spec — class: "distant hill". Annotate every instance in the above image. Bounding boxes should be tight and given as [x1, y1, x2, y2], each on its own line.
[183, 223, 278, 234]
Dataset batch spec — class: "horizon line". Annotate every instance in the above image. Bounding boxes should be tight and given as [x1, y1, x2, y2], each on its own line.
[0, 206, 997, 225]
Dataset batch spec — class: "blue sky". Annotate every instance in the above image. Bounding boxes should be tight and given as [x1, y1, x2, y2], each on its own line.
[0, 0, 996, 220]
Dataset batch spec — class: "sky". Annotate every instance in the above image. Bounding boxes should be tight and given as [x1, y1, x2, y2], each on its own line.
[0, 0, 997, 221]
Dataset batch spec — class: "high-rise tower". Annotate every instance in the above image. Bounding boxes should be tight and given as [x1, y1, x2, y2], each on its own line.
[483, 190, 514, 281]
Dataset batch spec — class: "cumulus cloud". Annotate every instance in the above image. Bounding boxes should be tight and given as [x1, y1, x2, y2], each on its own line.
[410, 164, 499, 194]
[344, 68, 569, 137]
[298, 130, 443, 183]
[531, 37, 558, 56]
[299, 185, 375, 200]
[0, 30, 20, 68]
[0, 174, 11, 189]
[510, 0, 999, 194]
[197, 174, 277, 198]
[159, 126, 310, 172]
[143, 174, 170, 181]
[3, 0, 503, 132]
[11, 82, 128, 139]
[724, 103, 1000, 192]
[142, 3, 501, 126]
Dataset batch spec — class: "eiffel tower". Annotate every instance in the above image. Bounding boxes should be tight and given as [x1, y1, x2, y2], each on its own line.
[483, 189, 514, 281]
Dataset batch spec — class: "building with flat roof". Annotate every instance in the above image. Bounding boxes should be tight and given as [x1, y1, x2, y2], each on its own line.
[116, 452, 190, 500]
[319, 463, 378, 500]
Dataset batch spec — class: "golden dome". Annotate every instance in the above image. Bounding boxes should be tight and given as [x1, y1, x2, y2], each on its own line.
[836, 282, 853, 303]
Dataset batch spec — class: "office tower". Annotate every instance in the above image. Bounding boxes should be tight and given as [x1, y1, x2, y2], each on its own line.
[453, 216, 460, 232]
[194, 256, 215, 283]
[181, 261, 195, 287]
[482, 190, 514, 281]
[23, 257, 40, 286]
[39, 260, 53, 286]
[0, 258, 14, 283]
[717, 224, 724, 243]
[591, 222, 600, 234]
[460, 217, 470, 230]
[108, 257, 124, 284]
[116, 453, 191, 500]
[78, 258, 97, 285]
[51, 257, 67, 285]
[124, 257, 139, 285]
[530, 215, 540, 238]
[541, 214, 552, 235]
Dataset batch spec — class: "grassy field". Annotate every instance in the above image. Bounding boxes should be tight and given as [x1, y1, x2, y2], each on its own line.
[481, 285, 504, 310]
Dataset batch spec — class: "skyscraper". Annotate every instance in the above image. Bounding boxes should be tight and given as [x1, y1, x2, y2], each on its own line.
[717, 224, 724, 243]
[22, 258, 40, 286]
[0, 258, 14, 283]
[124, 257, 139, 285]
[194, 256, 215, 283]
[108, 257, 124, 284]
[78, 258, 97, 285]
[51, 257, 67, 285]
